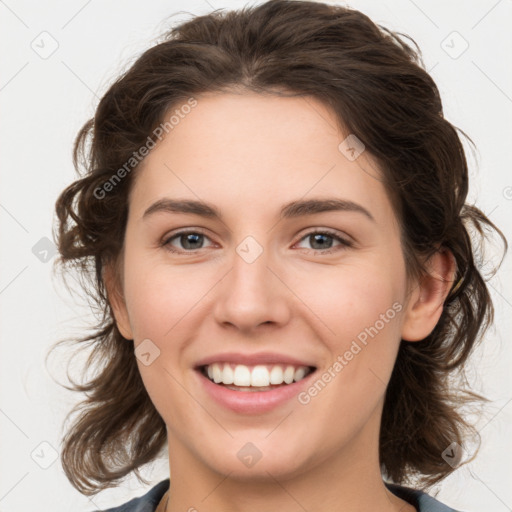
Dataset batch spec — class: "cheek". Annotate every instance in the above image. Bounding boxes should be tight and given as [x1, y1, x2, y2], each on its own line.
[288, 257, 407, 416]
[289, 260, 404, 347]
[122, 250, 211, 341]
[121, 251, 208, 421]
[290, 267, 405, 431]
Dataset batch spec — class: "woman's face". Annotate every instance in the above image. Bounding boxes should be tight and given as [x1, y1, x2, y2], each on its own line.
[110, 92, 422, 480]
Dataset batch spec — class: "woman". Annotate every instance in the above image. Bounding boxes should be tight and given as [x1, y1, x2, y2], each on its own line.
[53, 1, 506, 511]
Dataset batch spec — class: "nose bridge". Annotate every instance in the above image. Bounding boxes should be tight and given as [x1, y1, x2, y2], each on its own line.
[213, 234, 289, 330]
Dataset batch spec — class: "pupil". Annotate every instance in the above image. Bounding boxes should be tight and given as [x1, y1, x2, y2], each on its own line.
[311, 233, 332, 250]
[182, 233, 202, 249]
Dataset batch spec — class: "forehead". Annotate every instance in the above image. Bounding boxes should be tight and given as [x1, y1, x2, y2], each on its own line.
[128, 92, 395, 225]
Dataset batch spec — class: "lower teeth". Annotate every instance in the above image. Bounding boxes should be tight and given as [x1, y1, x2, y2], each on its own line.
[223, 384, 287, 392]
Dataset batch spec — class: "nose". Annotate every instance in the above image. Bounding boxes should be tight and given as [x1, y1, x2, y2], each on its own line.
[212, 241, 291, 333]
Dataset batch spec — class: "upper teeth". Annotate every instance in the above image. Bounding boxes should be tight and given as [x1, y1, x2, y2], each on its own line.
[205, 363, 311, 387]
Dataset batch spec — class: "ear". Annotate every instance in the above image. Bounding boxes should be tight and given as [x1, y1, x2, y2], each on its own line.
[401, 248, 456, 342]
[103, 260, 134, 340]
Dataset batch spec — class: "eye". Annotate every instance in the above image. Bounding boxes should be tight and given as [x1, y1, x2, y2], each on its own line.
[162, 230, 214, 253]
[294, 229, 352, 254]
[161, 228, 352, 255]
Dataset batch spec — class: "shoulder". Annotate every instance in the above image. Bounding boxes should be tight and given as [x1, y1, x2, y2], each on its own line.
[91, 479, 170, 512]
[386, 482, 463, 512]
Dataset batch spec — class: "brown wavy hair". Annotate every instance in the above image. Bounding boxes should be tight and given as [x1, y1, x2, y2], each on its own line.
[51, 0, 506, 496]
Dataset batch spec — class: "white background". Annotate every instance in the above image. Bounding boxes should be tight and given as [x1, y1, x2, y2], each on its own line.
[1, 0, 511, 511]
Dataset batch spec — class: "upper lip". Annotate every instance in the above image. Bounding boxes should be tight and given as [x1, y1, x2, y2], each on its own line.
[194, 352, 316, 369]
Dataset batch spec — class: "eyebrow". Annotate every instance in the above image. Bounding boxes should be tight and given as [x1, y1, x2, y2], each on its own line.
[142, 197, 375, 222]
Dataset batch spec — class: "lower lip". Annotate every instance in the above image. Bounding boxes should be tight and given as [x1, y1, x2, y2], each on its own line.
[196, 369, 316, 414]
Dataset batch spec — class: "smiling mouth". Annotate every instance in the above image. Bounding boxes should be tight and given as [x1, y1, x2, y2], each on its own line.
[199, 363, 316, 392]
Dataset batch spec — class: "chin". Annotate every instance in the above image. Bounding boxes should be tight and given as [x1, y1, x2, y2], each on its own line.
[200, 440, 315, 482]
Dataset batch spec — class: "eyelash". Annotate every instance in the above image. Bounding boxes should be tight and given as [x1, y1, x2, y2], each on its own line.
[161, 228, 353, 255]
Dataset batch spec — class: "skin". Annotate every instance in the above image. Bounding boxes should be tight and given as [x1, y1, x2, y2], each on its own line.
[106, 92, 455, 512]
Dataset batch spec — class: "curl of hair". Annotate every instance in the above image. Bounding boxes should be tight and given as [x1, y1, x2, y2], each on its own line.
[51, 0, 507, 495]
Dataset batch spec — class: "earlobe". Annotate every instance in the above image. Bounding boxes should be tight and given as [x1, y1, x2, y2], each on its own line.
[401, 248, 456, 342]
[103, 262, 134, 340]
